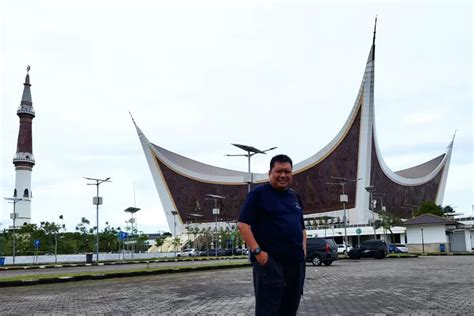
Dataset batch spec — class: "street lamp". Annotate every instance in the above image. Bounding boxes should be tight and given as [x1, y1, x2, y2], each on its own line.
[365, 186, 377, 239]
[171, 210, 178, 257]
[326, 177, 361, 250]
[205, 194, 225, 256]
[421, 228, 425, 254]
[84, 177, 111, 263]
[403, 203, 419, 219]
[54, 214, 64, 264]
[124, 207, 141, 257]
[3, 197, 24, 265]
[226, 144, 277, 192]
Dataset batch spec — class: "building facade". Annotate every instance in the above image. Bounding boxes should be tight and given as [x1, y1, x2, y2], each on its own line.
[134, 27, 453, 235]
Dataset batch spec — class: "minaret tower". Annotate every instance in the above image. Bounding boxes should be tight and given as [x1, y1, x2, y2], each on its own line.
[12, 66, 36, 226]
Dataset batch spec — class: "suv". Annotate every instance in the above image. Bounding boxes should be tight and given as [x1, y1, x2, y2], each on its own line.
[176, 248, 197, 257]
[348, 239, 387, 259]
[306, 238, 339, 266]
[337, 243, 353, 254]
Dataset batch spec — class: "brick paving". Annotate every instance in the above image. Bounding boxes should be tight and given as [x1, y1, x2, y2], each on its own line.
[0, 256, 473, 315]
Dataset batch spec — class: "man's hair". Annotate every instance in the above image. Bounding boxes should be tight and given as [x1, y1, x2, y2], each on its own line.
[269, 154, 293, 170]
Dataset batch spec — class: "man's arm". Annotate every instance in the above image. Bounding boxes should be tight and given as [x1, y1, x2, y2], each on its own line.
[303, 229, 307, 257]
[237, 222, 268, 265]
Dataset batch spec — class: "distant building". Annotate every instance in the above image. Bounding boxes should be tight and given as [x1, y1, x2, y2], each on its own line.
[134, 26, 453, 235]
[11, 67, 36, 227]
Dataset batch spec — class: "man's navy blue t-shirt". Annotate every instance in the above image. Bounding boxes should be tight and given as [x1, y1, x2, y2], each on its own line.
[239, 183, 305, 263]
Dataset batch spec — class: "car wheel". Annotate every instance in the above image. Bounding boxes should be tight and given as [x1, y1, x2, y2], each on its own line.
[311, 255, 322, 266]
[343, 250, 347, 255]
[323, 261, 333, 266]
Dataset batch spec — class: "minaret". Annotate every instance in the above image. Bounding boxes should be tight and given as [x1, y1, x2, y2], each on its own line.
[12, 66, 36, 226]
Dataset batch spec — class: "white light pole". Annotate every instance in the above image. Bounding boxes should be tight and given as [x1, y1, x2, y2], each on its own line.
[226, 144, 277, 192]
[327, 177, 361, 249]
[365, 186, 377, 239]
[205, 194, 225, 256]
[3, 197, 24, 265]
[84, 177, 111, 263]
[171, 210, 178, 257]
[54, 214, 64, 264]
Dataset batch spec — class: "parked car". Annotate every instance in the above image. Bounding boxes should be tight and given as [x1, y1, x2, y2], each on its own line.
[306, 238, 339, 266]
[389, 244, 408, 253]
[199, 248, 227, 257]
[235, 248, 249, 256]
[337, 243, 353, 254]
[348, 239, 387, 259]
[176, 248, 197, 257]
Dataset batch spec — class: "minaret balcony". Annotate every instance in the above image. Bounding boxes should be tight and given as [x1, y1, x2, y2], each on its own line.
[13, 152, 35, 164]
[17, 105, 35, 116]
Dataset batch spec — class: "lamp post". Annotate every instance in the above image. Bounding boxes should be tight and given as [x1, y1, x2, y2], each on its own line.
[171, 210, 178, 257]
[365, 186, 377, 239]
[404, 203, 419, 218]
[3, 197, 24, 265]
[421, 228, 425, 254]
[205, 194, 225, 256]
[372, 193, 389, 241]
[54, 214, 64, 264]
[226, 144, 277, 192]
[84, 177, 111, 263]
[327, 177, 361, 249]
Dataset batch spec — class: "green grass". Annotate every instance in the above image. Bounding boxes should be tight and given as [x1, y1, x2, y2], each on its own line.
[0, 260, 250, 283]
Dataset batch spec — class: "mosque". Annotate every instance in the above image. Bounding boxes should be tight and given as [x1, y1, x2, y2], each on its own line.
[133, 23, 453, 246]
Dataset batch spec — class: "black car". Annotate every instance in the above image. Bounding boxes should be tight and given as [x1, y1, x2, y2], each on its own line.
[348, 239, 387, 259]
[306, 238, 339, 266]
[199, 248, 227, 257]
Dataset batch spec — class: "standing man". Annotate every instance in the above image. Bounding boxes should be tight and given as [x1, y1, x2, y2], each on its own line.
[238, 154, 306, 316]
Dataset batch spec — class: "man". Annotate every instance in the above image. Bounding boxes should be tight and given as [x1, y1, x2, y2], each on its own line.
[238, 154, 306, 316]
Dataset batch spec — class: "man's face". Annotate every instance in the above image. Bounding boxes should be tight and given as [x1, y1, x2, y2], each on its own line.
[268, 162, 293, 190]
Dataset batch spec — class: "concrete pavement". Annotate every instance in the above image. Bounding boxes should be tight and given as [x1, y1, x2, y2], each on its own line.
[0, 256, 473, 315]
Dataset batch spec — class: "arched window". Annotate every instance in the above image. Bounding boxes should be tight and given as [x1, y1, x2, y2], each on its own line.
[23, 189, 29, 197]
[13, 189, 17, 197]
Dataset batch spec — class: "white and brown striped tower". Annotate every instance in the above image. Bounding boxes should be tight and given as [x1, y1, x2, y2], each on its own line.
[12, 66, 36, 226]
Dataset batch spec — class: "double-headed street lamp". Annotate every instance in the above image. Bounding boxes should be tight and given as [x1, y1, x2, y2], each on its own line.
[205, 194, 225, 256]
[84, 177, 111, 263]
[365, 185, 377, 239]
[3, 197, 24, 265]
[226, 144, 277, 192]
[326, 177, 361, 249]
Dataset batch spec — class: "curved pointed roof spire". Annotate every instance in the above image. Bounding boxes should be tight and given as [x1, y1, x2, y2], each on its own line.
[372, 16, 377, 61]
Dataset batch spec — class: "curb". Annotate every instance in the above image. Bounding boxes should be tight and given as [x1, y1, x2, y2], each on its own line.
[0, 256, 248, 271]
[0, 261, 251, 288]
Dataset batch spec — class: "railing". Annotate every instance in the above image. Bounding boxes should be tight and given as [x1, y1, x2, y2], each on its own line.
[13, 152, 35, 164]
[17, 106, 35, 116]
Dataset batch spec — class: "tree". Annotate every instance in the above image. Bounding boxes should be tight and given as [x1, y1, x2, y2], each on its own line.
[374, 213, 402, 243]
[100, 222, 119, 253]
[75, 217, 91, 253]
[154, 235, 166, 252]
[414, 201, 444, 217]
[40, 221, 61, 255]
[443, 205, 455, 217]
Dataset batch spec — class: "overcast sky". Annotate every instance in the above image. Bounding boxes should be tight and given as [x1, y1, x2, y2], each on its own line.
[1, 0, 472, 234]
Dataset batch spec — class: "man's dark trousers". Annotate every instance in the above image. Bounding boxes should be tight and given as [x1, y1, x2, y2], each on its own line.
[252, 256, 305, 316]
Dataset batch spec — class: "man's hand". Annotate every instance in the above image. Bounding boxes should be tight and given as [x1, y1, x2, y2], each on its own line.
[256, 251, 269, 266]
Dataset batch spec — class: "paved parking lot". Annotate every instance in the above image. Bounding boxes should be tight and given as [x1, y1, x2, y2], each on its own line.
[1, 256, 473, 315]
